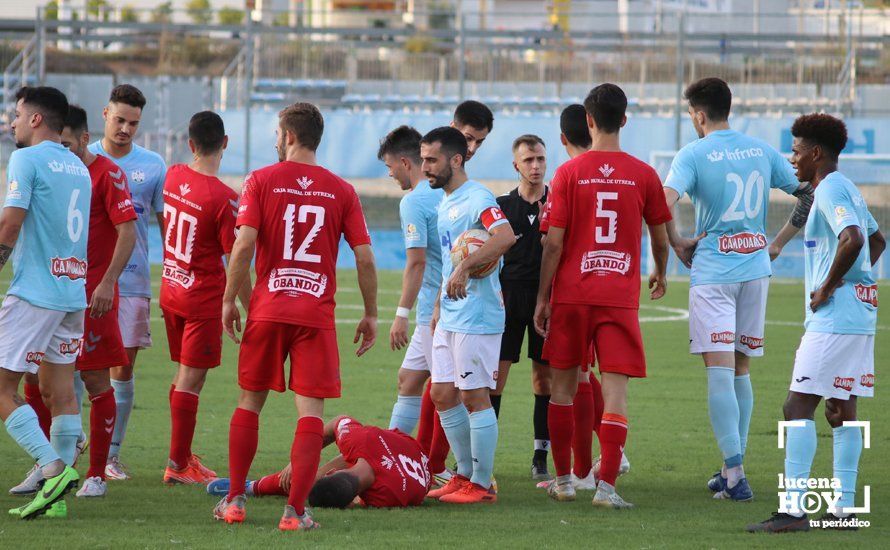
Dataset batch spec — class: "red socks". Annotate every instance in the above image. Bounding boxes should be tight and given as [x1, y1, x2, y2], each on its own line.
[288, 416, 324, 515]
[590, 372, 604, 435]
[548, 401, 574, 477]
[572, 382, 594, 478]
[598, 413, 628, 486]
[416, 382, 435, 454]
[227, 408, 259, 499]
[24, 383, 51, 439]
[428, 411, 450, 474]
[169, 391, 199, 469]
[254, 472, 288, 496]
[87, 388, 116, 479]
[168, 384, 175, 405]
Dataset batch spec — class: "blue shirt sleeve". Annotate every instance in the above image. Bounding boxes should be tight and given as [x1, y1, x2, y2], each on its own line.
[400, 194, 428, 249]
[151, 158, 167, 213]
[4, 150, 36, 210]
[817, 184, 861, 238]
[768, 146, 799, 193]
[664, 144, 696, 198]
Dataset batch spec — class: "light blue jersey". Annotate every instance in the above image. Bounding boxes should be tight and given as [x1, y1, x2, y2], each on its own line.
[804, 171, 878, 335]
[400, 180, 444, 326]
[88, 141, 165, 298]
[437, 180, 509, 335]
[4, 141, 91, 312]
[665, 129, 799, 286]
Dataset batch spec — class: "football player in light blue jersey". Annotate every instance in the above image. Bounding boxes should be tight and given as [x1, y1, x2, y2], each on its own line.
[88, 84, 166, 479]
[749, 114, 885, 534]
[0, 87, 90, 519]
[421, 127, 514, 504]
[378, 126, 445, 438]
[663, 78, 815, 501]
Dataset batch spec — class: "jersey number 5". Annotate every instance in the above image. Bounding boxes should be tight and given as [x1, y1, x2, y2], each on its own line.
[163, 204, 198, 263]
[283, 204, 325, 263]
[595, 191, 618, 244]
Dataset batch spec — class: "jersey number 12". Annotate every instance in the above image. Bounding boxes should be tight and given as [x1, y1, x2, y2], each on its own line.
[283, 204, 325, 263]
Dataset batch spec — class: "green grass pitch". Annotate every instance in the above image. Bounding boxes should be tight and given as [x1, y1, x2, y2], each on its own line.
[0, 267, 886, 548]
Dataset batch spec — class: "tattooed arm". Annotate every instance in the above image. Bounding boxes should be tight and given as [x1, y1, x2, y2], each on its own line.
[0, 207, 27, 273]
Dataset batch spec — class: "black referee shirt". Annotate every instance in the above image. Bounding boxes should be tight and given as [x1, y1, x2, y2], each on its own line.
[497, 186, 547, 286]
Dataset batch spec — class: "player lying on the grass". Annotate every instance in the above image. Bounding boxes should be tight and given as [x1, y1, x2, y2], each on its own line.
[208, 415, 430, 508]
[535, 83, 671, 508]
[493, 134, 552, 481]
[748, 114, 885, 534]
[663, 77, 816, 502]
[1, 86, 90, 519]
[213, 102, 377, 532]
[160, 111, 252, 485]
[89, 85, 168, 480]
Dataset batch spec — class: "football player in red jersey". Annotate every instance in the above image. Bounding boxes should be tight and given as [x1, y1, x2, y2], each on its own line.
[214, 103, 378, 532]
[534, 84, 671, 508]
[160, 111, 251, 485]
[61, 105, 137, 498]
[208, 415, 430, 509]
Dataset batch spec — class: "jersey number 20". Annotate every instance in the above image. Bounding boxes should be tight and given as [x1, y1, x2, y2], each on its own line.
[163, 204, 198, 263]
[721, 171, 764, 222]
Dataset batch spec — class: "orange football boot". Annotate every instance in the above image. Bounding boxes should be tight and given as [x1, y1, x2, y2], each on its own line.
[213, 495, 246, 524]
[426, 474, 470, 500]
[439, 482, 498, 504]
[188, 455, 217, 483]
[278, 505, 319, 531]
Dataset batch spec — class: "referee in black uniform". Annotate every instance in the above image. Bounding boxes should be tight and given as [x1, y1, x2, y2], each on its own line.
[493, 134, 552, 481]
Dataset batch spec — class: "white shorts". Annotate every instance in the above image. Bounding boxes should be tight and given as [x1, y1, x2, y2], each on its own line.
[689, 277, 768, 357]
[0, 296, 84, 374]
[118, 296, 152, 349]
[789, 332, 874, 400]
[401, 324, 433, 372]
[431, 326, 501, 391]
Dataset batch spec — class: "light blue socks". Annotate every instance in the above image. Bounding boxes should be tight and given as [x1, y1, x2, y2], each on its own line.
[707, 367, 742, 468]
[833, 425, 863, 514]
[389, 395, 422, 434]
[50, 414, 82, 466]
[438, 404, 472, 478]
[5, 405, 60, 468]
[784, 419, 817, 517]
[110, 377, 135, 458]
[469, 408, 498, 489]
[734, 374, 754, 457]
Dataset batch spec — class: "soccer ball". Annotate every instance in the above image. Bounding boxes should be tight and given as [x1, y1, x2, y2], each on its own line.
[450, 229, 498, 279]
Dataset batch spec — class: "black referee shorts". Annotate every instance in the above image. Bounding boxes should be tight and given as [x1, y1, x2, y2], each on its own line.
[500, 283, 547, 364]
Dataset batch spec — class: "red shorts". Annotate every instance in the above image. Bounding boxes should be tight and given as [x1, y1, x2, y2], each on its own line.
[544, 304, 646, 378]
[163, 310, 223, 369]
[77, 306, 128, 371]
[237, 320, 340, 397]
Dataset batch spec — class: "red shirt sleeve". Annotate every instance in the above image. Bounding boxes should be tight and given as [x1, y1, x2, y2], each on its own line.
[548, 166, 569, 229]
[334, 417, 364, 461]
[235, 172, 261, 229]
[342, 187, 371, 248]
[217, 188, 239, 254]
[539, 194, 552, 234]
[103, 169, 137, 225]
[642, 167, 672, 226]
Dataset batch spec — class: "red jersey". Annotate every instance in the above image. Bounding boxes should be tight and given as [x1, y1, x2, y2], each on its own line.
[548, 151, 671, 309]
[86, 155, 138, 300]
[160, 164, 239, 319]
[236, 161, 370, 329]
[334, 417, 430, 507]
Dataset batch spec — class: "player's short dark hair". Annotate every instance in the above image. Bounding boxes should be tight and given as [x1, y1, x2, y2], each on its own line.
[421, 126, 468, 165]
[684, 77, 732, 122]
[512, 134, 545, 153]
[64, 104, 88, 135]
[15, 86, 69, 134]
[453, 100, 494, 132]
[791, 113, 847, 159]
[583, 83, 627, 134]
[188, 111, 226, 155]
[109, 84, 146, 109]
[560, 104, 592, 149]
[378, 125, 422, 164]
[279, 102, 324, 152]
[308, 472, 360, 509]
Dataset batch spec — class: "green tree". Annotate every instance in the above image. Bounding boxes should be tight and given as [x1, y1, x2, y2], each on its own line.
[273, 12, 290, 27]
[218, 7, 244, 25]
[186, 0, 212, 25]
[88, 0, 110, 21]
[151, 1, 173, 23]
[43, 0, 59, 20]
[120, 4, 139, 23]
